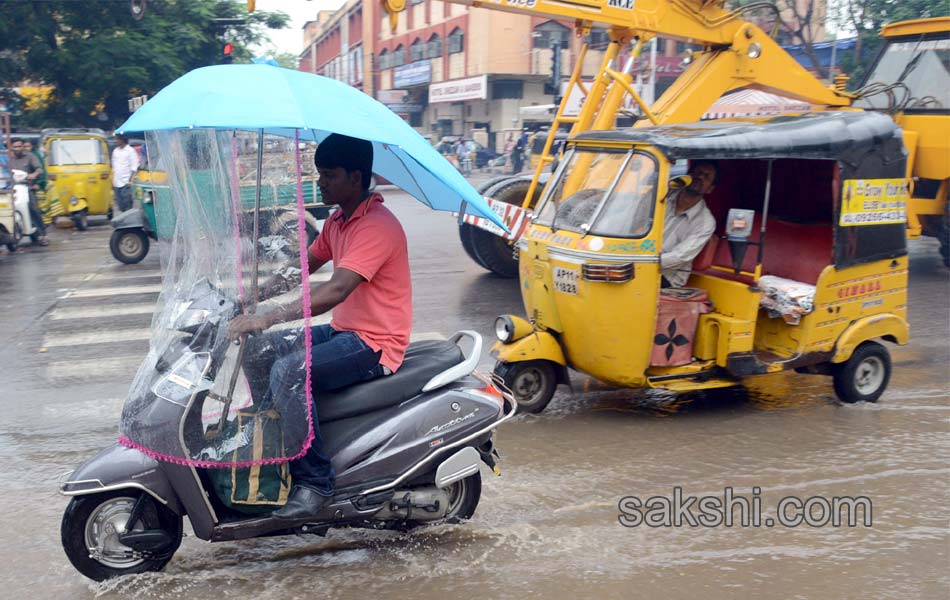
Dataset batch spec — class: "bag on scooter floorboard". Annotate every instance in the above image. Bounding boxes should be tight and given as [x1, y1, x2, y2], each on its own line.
[209, 409, 292, 514]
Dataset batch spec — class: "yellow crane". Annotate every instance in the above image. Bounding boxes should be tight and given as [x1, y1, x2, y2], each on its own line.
[853, 17, 949, 266]
[380, 0, 852, 275]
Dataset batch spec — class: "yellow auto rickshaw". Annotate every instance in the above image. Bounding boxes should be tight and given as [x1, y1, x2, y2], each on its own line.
[491, 112, 910, 412]
[42, 128, 114, 230]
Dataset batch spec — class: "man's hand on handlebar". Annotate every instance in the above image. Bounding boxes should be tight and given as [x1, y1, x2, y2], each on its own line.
[228, 313, 274, 341]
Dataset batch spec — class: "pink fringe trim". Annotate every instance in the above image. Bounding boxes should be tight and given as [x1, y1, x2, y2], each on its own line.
[295, 128, 317, 459]
[115, 129, 316, 469]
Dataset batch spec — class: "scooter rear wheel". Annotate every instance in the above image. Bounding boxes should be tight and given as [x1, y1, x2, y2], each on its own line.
[402, 472, 482, 530]
[61, 490, 182, 581]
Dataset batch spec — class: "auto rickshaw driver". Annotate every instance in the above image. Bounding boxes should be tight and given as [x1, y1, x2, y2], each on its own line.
[660, 160, 717, 288]
[228, 133, 412, 521]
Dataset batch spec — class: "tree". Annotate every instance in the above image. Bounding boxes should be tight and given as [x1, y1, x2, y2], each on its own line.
[0, 0, 289, 128]
[831, 0, 944, 87]
[728, 0, 829, 78]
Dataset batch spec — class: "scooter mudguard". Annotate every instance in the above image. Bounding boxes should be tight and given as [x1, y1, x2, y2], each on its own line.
[60, 443, 183, 515]
[111, 207, 146, 229]
[490, 330, 567, 366]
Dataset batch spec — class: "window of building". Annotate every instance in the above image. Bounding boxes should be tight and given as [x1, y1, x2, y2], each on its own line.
[378, 49, 389, 70]
[355, 46, 363, 81]
[533, 21, 570, 50]
[676, 41, 700, 55]
[410, 0, 424, 5]
[427, 33, 442, 59]
[588, 27, 610, 49]
[491, 80, 523, 99]
[448, 28, 464, 54]
[393, 44, 406, 67]
[410, 38, 425, 62]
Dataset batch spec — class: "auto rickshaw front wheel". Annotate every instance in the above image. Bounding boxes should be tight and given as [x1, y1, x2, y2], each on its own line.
[494, 359, 558, 414]
[72, 209, 89, 231]
[110, 228, 150, 264]
[832, 341, 892, 403]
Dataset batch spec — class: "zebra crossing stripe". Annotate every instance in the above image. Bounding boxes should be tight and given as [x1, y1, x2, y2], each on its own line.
[45, 356, 143, 383]
[60, 284, 163, 299]
[49, 303, 156, 320]
[58, 270, 162, 283]
[42, 328, 152, 348]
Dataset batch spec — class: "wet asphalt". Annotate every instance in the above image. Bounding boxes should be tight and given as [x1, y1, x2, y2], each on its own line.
[0, 182, 947, 599]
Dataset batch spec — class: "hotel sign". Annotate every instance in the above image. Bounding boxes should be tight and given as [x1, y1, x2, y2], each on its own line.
[429, 75, 488, 104]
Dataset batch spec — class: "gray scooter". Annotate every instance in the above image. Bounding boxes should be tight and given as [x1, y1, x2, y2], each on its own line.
[59, 280, 516, 581]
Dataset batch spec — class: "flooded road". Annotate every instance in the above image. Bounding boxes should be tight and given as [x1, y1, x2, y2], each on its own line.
[0, 191, 947, 599]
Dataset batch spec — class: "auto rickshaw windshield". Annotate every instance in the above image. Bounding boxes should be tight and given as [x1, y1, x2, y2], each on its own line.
[535, 148, 658, 238]
[48, 138, 105, 166]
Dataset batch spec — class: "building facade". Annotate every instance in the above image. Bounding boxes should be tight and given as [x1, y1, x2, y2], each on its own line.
[298, 0, 829, 150]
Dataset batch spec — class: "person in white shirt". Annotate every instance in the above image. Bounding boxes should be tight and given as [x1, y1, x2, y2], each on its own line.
[660, 161, 718, 288]
[111, 133, 140, 213]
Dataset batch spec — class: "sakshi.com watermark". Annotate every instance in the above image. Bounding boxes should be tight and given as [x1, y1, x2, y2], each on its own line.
[618, 487, 872, 528]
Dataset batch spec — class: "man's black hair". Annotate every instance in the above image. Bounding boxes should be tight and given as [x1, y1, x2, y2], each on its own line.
[115, 133, 129, 144]
[10, 137, 23, 145]
[314, 133, 374, 190]
[690, 159, 720, 185]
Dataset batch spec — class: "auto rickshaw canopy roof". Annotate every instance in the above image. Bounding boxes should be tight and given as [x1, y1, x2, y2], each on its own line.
[572, 111, 903, 162]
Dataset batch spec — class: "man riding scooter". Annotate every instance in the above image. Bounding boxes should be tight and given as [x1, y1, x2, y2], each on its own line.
[229, 134, 411, 521]
[9, 138, 48, 246]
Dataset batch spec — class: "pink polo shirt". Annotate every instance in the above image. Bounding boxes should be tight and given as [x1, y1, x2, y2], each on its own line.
[308, 193, 412, 372]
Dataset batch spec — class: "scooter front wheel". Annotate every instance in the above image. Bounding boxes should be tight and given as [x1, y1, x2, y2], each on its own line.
[61, 490, 182, 581]
[494, 360, 558, 414]
[5, 223, 21, 252]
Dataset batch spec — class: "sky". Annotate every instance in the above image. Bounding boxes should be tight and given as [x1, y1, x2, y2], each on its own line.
[252, 0, 346, 56]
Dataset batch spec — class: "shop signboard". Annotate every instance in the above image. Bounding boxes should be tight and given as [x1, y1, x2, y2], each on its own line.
[429, 75, 488, 104]
[394, 61, 432, 88]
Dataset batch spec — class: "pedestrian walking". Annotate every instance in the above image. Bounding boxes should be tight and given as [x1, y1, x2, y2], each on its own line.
[511, 131, 527, 174]
[111, 133, 140, 213]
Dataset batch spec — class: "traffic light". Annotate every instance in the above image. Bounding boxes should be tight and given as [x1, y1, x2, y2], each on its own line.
[223, 43, 234, 64]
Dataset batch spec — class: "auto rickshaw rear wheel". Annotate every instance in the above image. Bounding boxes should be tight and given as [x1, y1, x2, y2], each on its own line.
[61, 490, 182, 581]
[110, 228, 150, 264]
[832, 341, 891, 403]
[462, 178, 542, 279]
[494, 359, 558, 414]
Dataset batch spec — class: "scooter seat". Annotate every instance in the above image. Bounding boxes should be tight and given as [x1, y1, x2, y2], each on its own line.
[317, 339, 464, 424]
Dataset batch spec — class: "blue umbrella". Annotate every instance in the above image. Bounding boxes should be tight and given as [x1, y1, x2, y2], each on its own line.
[117, 64, 508, 230]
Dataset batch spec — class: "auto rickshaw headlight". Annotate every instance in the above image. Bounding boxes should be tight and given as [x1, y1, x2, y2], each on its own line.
[69, 196, 79, 206]
[494, 315, 534, 343]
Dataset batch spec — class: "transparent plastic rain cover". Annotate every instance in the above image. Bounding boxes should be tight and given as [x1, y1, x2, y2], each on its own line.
[119, 129, 315, 467]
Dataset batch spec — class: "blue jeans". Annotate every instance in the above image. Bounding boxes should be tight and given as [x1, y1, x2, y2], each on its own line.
[243, 324, 385, 496]
[114, 185, 133, 213]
